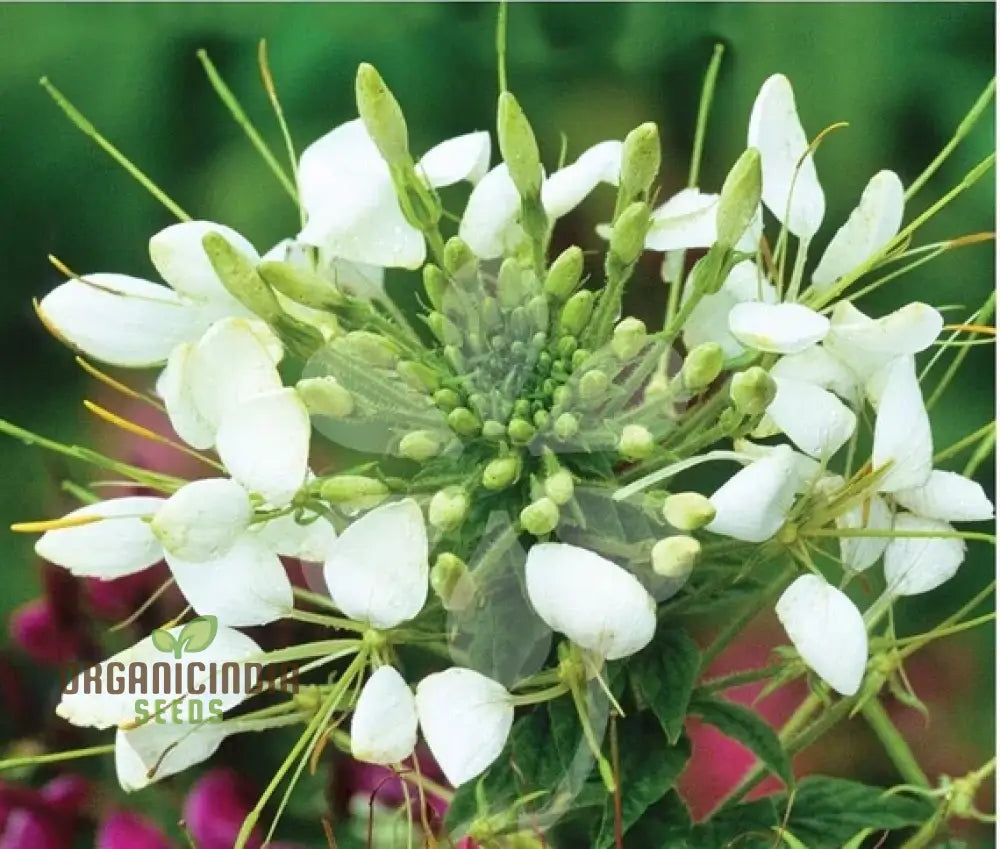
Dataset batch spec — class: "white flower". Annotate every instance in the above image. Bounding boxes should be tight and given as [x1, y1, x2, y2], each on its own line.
[883, 513, 966, 597]
[728, 302, 830, 354]
[415, 667, 514, 787]
[775, 574, 867, 696]
[871, 356, 932, 493]
[323, 499, 429, 629]
[644, 187, 762, 253]
[770, 345, 862, 406]
[747, 74, 825, 239]
[351, 665, 419, 765]
[38, 221, 256, 369]
[116, 720, 230, 793]
[706, 445, 800, 542]
[151, 478, 252, 562]
[894, 470, 994, 523]
[460, 141, 622, 259]
[297, 119, 490, 269]
[765, 377, 857, 459]
[525, 542, 656, 661]
[834, 492, 894, 573]
[812, 170, 905, 291]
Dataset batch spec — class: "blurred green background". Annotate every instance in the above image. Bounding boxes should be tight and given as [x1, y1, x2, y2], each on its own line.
[0, 2, 994, 845]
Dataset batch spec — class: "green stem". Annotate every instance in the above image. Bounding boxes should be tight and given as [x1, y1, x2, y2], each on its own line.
[700, 664, 786, 693]
[687, 43, 725, 189]
[860, 699, 929, 787]
[0, 744, 115, 772]
[933, 420, 996, 465]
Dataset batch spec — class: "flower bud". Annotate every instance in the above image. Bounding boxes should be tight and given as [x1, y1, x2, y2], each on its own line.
[340, 331, 400, 369]
[619, 122, 661, 202]
[662, 492, 716, 531]
[422, 264, 448, 311]
[611, 317, 647, 361]
[689, 243, 731, 295]
[507, 418, 536, 445]
[716, 147, 762, 250]
[483, 455, 521, 490]
[482, 419, 507, 441]
[396, 361, 440, 393]
[526, 295, 549, 332]
[355, 63, 410, 167]
[681, 342, 724, 391]
[430, 553, 475, 611]
[447, 406, 481, 437]
[319, 475, 389, 511]
[651, 535, 701, 580]
[443, 345, 464, 373]
[619, 424, 654, 460]
[498, 258, 526, 309]
[520, 496, 560, 536]
[497, 91, 542, 197]
[429, 486, 470, 531]
[258, 261, 343, 311]
[433, 388, 461, 411]
[729, 366, 777, 416]
[578, 368, 610, 403]
[443, 235, 477, 278]
[426, 311, 462, 346]
[481, 297, 503, 332]
[398, 430, 443, 462]
[296, 376, 355, 419]
[202, 232, 283, 322]
[544, 468, 575, 505]
[533, 409, 551, 430]
[544, 245, 585, 300]
[554, 412, 579, 440]
[559, 290, 595, 336]
[609, 201, 651, 265]
[571, 348, 592, 370]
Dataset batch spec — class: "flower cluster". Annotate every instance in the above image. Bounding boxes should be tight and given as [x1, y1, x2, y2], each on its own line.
[2, 43, 994, 848]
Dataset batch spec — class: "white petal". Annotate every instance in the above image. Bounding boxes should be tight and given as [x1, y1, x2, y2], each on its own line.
[38, 275, 206, 367]
[894, 470, 994, 523]
[149, 220, 258, 311]
[747, 74, 825, 238]
[151, 478, 252, 562]
[458, 163, 522, 259]
[645, 188, 763, 253]
[216, 388, 310, 507]
[255, 511, 338, 562]
[323, 499, 428, 629]
[350, 666, 418, 764]
[775, 575, 867, 696]
[733, 439, 822, 491]
[166, 535, 293, 626]
[328, 258, 387, 300]
[189, 318, 283, 433]
[57, 625, 262, 729]
[524, 543, 656, 660]
[116, 721, 229, 792]
[884, 513, 965, 596]
[827, 300, 943, 359]
[707, 445, 799, 542]
[770, 345, 860, 405]
[156, 343, 215, 449]
[541, 140, 622, 218]
[729, 302, 830, 354]
[36, 497, 165, 579]
[297, 119, 424, 269]
[767, 378, 856, 459]
[812, 171, 904, 290]
[872, 357, 932, 492]
[836, 493, 893, 572]
[418, 131, 491, 187]
[415, 668, 513, 787]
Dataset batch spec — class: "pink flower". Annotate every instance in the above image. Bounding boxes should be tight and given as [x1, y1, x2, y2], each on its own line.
[183, 770, 262, 849]
[96, 812, 171, 849]
[0, 774, 89, 849]
[8, 599, 82, 665]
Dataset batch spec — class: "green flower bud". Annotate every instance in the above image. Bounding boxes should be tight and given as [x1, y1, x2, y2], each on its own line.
[651, 535, 701, 580]
[422, 264, 448, 311]
[355, 63, 409, 167]
[554, 412, 579, 440]
[609, 201, 651, 265]
[341, 331, 400, 369]
[555, 335, 577, 359]
[729, 366, 777, 416]
[482, 419, 507, 441]
[533, 409, 551, 430]
[571, 348, 592, 370]
[578, 368, 610, 402]
[430, 553, 475, 611]
[481, 297, 502, 332]
[509, 306, 531, 339]
[319, 475, 389, 510]
[559, 290, 595, 336]
[443, 236, 476, 279]
[611, 317, 647, 361]
[296, 376, 354, 419]
[716, 147, 762, 250]
[526, 295, 549, 332]
[258, 261, 343, 312]
[619, 424, 654, 460]
[498, 258, 526, 309]
[429, 485, 470, 531]
[497, 91, 542, 197]
[396, 360, 440, 393]
[433, 388, 461, 411]
[682, 342, 725, 391]
[447, 406, 481, 437]
[520, 496, 560, 536]
[689, 243, 732, 295]
[466, 393, 490, 418]
[202, 232, 283, 322]
[508, 418, 536, 445]
[662, 492, 716, 531]
[552, 385, 573, 408]
[443, 344, 465, 373]
[483, 455, 521, 490]
[544, 468, 575, 505]
[427, 311, 462, 346]
[512, 399, 532, 419]
[398, 429, 443, 462]
[619, 122, 661, 202]
[544, 245, 585, 300]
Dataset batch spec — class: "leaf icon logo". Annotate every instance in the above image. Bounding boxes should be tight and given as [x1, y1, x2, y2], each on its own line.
[150, 616, 219, 659]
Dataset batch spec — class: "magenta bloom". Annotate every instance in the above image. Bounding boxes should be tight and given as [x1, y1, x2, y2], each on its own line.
[184, 769, 263, 849]
[0, 774, 89, 849]
[8, 599, 83, 665]
[96, 812, 171, 849]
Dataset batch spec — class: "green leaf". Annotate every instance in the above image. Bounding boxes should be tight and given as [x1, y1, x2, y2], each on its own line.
[621, 790, 692, 848]
[150, 628, 177, 655]
[691, 692, 793, 788]
[688, 798, 779, 849]
[773, 777, 935, 848]
[593, 713, 691, 848]
[177, 615, 218, 654]
[629, 628, 701, 744]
